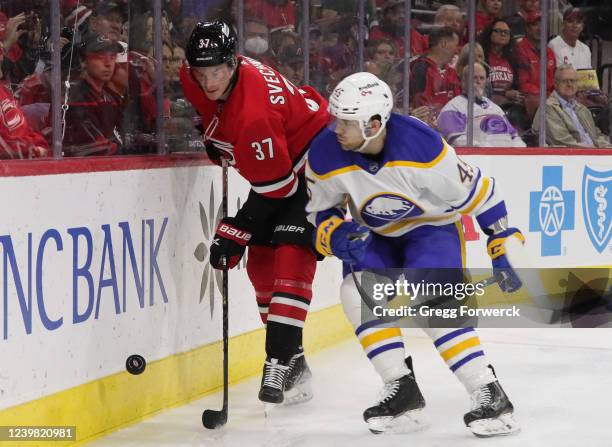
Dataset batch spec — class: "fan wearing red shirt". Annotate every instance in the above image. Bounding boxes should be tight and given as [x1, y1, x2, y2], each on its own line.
[369, 0, 428, 57]
[180, 21, 328, 406]
[410, 27, 461, 121]
[515, 11, 556, 118]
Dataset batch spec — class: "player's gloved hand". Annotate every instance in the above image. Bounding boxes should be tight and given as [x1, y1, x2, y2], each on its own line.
[204, 142, 223, 166]
[487, 228, 525, 293]
[210, 217, 252, 270]
[315, 217, 371, 264]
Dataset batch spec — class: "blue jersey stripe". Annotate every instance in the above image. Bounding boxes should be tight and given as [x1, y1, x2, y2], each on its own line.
[449, 350, 485, 371]
[433, 327, 475, 347]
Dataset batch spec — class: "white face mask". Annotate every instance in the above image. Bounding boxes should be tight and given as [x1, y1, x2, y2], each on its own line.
[244, 36, 269, 55]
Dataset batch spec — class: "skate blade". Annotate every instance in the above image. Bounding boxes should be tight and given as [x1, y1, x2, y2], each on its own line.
[283, 381, 313, 406]
[263, 402, 280, 418]
[367, 408, 429, 435]
[469, 412, 520, 438]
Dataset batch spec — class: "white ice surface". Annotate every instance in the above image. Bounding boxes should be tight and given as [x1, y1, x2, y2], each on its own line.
[90, 329, 612, 447]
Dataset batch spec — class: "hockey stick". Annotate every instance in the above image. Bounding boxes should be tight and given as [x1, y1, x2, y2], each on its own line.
[202, 160, 229, 429]
[349, 265, 499, 325]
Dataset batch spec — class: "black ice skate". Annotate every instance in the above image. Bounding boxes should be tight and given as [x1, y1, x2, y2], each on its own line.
[363, 357, 427, 434]
[464, 380, 520, 437]
[258, 358, 290, 404]
[283, 352, 313, 405]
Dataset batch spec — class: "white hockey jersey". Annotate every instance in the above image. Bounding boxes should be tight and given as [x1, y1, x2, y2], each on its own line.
[306, 113, 505, 238]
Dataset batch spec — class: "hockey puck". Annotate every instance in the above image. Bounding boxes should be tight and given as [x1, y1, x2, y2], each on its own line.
[126, 354, 146, 375]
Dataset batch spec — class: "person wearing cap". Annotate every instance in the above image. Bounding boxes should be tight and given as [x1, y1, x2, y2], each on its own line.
[62, 32, 124, 156]
[506, 0, 540, 39]
[369, 0, 429, 58]
[548, 8, 591, 70]
[514, 10, 556, 119]
[88, 1, 126, 42]
[180, 20, 329, 406]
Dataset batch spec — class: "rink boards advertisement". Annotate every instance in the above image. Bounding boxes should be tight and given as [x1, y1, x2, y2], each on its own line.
[0, 150, 610, 444]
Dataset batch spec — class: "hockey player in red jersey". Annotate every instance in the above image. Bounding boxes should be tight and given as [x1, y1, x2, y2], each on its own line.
[180, 21, 329, 405]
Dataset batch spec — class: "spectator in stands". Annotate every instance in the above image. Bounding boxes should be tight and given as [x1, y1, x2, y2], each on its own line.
[62, 32, 124, 156]
[410, 27, 460, 124]
[434, 4, 466, 46]
[87, 1, 126, 42]
[547, 6, 609, 130]
[245, 0, 296, 31]
[307, 25, 333, 94]
[315, 0, 376, 33]
[548, 8, 591, 69]
[480, 19, 522, 107]
[321, 16, 357, 92]
[0, 10, 43, 86]
[365, 39, 396, 80]
[369, 0, 428, 58]
[244, 18, 276, 68]
[478, 19, 531, 131]
[515, 11, 556, 119]
[533, 64, 611, 148]
[506, 0, 540, 39]
[475, 0, 502, 37]
[455, 42, 486, 80]
[438, 62, 526, 147]
[107, 41, 128, 105]
[0, 41, 48, 159]
[276, 44, 304, 86]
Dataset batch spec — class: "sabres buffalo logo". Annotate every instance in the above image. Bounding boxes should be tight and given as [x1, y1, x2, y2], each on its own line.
[360, 193, 424, 227]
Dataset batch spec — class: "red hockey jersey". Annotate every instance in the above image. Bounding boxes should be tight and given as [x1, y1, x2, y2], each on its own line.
[0, 83, 49, 159]
[180, 56, 329, 199]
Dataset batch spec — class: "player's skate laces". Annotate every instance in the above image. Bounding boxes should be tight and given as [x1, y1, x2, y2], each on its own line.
[363, 357, 427, 434]
[258, 358, 290, 404]
[464, 381, 520, 437]
[283, 352, 313, 405]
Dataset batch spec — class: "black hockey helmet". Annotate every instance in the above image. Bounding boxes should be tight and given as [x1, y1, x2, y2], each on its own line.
[186, 20, 236, 67]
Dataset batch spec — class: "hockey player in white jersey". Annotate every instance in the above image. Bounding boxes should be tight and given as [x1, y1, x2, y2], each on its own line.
[305, 72, 523, 437]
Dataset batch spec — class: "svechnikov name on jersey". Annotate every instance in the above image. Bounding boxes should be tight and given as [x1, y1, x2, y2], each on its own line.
[243, 56, 299, 106]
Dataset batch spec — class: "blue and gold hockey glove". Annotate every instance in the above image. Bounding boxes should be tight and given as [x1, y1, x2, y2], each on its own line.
[210, 217, 252, 270]
[315, 217, 371, 264]
[487, 228, 525, 293]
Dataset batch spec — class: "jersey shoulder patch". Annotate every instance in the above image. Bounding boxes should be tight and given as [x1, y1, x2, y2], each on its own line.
[384, 114, 446, 166]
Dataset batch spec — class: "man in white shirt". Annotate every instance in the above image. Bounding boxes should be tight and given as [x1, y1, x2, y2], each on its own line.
[548, 8, 592, 69]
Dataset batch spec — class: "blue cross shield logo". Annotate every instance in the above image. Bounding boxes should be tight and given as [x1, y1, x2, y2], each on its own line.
[529, 166, 575, 256]
[582, 166, 612, 254]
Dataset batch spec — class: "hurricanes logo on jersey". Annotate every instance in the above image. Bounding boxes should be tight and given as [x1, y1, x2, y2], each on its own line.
[360, 193, 424, 227]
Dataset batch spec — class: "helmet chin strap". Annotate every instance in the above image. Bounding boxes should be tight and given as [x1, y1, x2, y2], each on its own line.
[354, 122, 384, 153]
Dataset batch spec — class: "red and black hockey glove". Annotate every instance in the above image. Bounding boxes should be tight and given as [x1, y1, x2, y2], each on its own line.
[204, 142, 223, 167]
[210, 217, 252, 270]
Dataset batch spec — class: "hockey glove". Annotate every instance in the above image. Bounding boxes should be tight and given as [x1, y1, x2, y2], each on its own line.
[487, 228, 525, 293]
[204, 142, 223, 166]
[210, 217, 252, 270]
[315, 217, 371, 265]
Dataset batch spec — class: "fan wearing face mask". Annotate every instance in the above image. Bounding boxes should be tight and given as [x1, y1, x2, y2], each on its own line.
[244, 18, 276, 68]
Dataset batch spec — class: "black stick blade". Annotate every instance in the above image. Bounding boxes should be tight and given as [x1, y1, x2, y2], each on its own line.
[202, 409, 227, 429]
